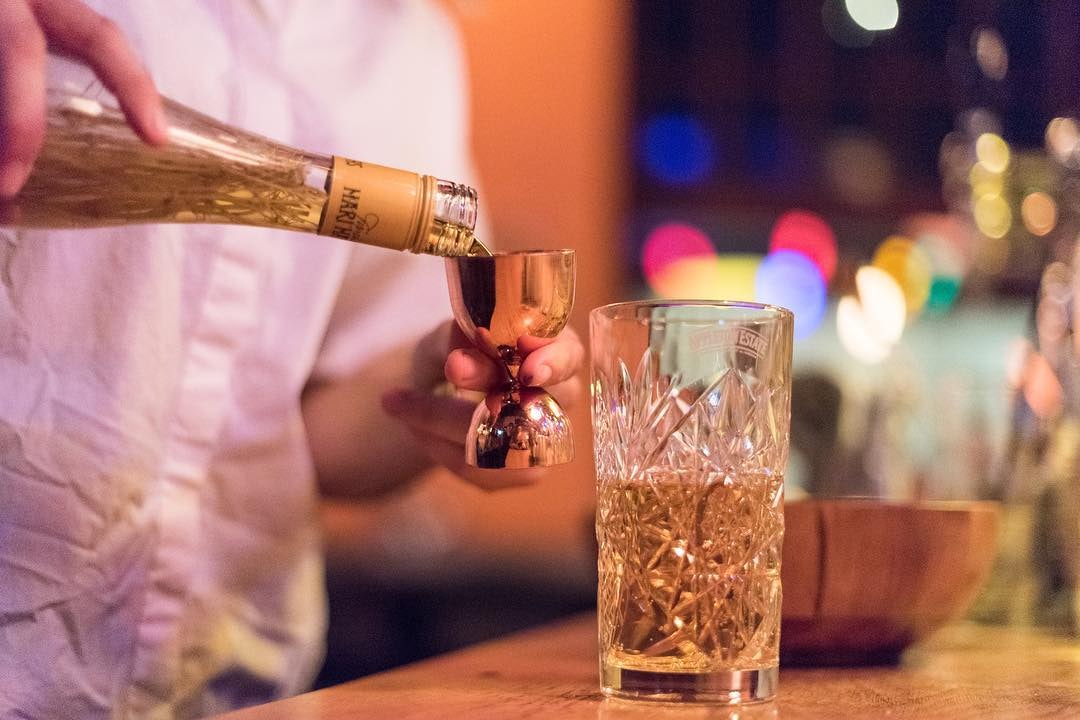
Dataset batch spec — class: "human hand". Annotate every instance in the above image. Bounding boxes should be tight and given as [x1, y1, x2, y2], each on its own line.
[381, 319, 585, 490]
[0, 0, 167, 197]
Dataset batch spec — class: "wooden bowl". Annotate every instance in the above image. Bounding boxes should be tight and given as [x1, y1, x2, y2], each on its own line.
[781, 498, 1001, 665]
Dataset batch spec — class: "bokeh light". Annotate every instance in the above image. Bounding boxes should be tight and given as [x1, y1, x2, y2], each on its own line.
[1021, 351, 1063, 420]
[768, 210, 838, 282]
[973, 193, 1012, 238]
[836, 266, 907, 364]
[715, 255, 762, 301]
[855, 266, 906, 344]
[1045, 117, 1079, 166]
[872, 235, 932, 316]
[844, 0, 899, 31]
[914, 229, 965, 315]
[649, 254, 760, 302]
[926, 275, 962, 314]
[1037, 261, 1071, 355]
[640, 113, 717, 185]
[1020, 191, 1057, 236]
[755, 251, 828, 339]
[975, 133, 1010, 173]
[837, 296, 893, 364]
[901, 213, 971, 276]
[824, 132, 895, 206]
[641, 222, 716, 285]
[968, 162, 1004, 197]
[972, 27, 1008, 81]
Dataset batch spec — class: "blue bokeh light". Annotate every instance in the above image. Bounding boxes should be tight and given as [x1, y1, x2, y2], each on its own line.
[755, 250, 828, 339]
[639, 113, 717, 186]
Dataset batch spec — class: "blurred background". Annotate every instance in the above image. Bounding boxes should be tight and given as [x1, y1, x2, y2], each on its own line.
[317, 0, 1080, 685]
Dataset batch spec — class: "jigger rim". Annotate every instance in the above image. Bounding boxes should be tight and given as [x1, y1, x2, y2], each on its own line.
[592, 299, 793, 322]
[451, 248, 575, 259]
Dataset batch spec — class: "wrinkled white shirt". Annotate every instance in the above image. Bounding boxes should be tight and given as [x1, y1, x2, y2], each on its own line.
[0, 1, 474, 717]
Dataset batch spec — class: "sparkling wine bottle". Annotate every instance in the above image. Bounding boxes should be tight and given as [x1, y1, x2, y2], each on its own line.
[0, 58, 488, 257]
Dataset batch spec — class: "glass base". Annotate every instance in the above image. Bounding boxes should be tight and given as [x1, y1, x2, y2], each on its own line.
[601, 663, 778, 704]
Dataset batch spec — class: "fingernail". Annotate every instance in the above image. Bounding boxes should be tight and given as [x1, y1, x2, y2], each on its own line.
[0, 161, 30, 198]
[381, 389, 415, 415]
[523, 364, 552, 387]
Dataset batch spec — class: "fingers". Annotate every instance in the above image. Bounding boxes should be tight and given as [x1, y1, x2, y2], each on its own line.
[32, 0, 167, 144]
[0, 0, 47, 196]
[0, 0, 166, 197]
[431, 319, 585, 394]
[382, 388, 543, 491]
[382, 388, 475, 445]
[444, 347, 502, 390]
[403, 428, 537, 491]
[519, 326, 585, 387]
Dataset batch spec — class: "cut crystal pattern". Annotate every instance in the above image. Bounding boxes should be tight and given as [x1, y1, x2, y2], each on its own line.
[593, 344, 789, 672]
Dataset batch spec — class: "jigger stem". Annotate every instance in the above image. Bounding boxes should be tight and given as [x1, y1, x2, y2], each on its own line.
[497, 344, 522, 397]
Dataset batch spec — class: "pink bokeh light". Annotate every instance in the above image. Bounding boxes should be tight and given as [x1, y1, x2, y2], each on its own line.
[641, 222, 717, 285]
[768, 210, 838, 283]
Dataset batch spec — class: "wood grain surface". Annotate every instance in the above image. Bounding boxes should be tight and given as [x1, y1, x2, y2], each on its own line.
[781, 500, 1001, 665]
[216, 613, 1080, 720]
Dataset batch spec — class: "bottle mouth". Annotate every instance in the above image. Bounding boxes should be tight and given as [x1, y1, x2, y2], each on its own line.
[433, 180, 478, 230]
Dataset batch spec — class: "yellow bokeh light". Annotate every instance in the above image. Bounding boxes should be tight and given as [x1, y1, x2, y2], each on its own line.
[650, 255, 760, 302]
[975, 133, 1010, 173]
[1045, 117, 1079, 164]
[968, 162, 1004, 197]
[973, 193, 1012, 239]
[872, 235, 932, 315]
[1021, 191, 1057, 236]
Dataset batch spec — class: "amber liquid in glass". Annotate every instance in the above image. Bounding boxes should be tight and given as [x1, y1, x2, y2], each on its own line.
[597, 469, 784, 677]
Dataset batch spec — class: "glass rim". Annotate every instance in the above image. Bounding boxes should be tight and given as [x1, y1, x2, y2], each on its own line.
[591, 299, 794, 323]
[469, 248, 575, 258]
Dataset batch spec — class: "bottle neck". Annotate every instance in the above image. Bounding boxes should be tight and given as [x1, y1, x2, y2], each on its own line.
[317, 157, 482, 256]
[417, 179, 487, 256]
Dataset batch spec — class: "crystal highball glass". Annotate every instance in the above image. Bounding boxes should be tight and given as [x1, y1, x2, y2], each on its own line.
[590, 300, 793, 703]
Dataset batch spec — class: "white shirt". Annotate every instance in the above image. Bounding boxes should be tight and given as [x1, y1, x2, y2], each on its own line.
[0, 2, 474, 717]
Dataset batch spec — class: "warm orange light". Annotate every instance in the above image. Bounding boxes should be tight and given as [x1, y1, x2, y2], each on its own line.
[1022, 352, 1063, 420]
[1021, 191, 1057, 236]
[872, 236, 932, 315]
[649, 255, 761, 302]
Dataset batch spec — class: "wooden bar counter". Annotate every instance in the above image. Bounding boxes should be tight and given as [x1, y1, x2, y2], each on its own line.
[218, 614, 1080, 719]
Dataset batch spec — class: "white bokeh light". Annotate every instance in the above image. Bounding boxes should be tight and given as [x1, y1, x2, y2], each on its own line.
[844, 0, 899, 31]
[837, 296, 893, 364]
[856, 266, 906, 344]
[836, 266, 908, 364]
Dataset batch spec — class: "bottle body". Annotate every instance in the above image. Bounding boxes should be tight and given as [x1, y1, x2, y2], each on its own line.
[0, 59, 485, 257]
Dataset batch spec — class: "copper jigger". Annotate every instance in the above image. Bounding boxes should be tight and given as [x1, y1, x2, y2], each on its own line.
[445, 249, 576, 468]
